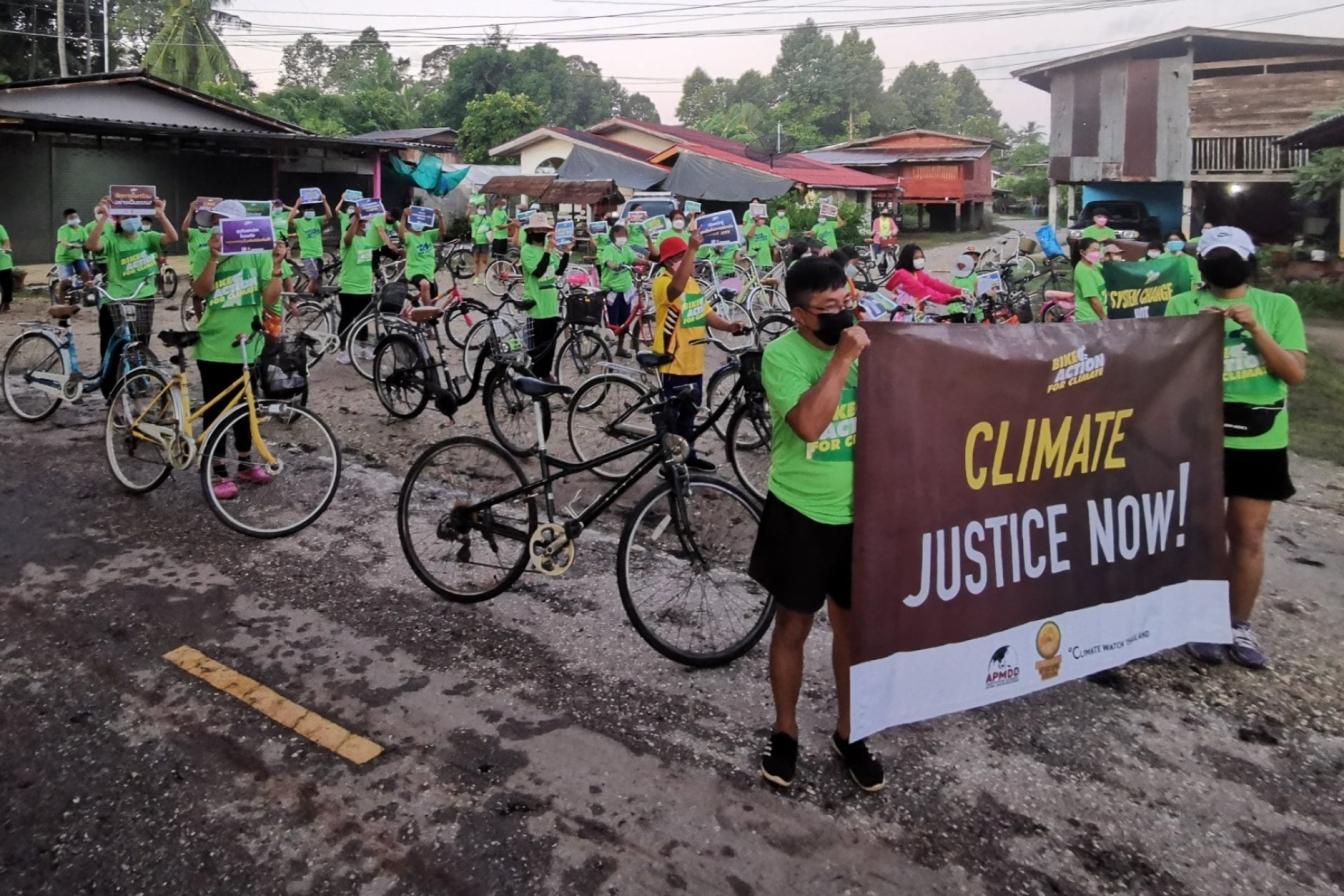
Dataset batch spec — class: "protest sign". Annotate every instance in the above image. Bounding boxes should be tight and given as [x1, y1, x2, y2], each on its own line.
[589, 220, 608, 235]
[219, 216, 276, 256]
[554, 218, 575, 248]
[108, 185, 156, 217]
[357, 197, 386, 221]
[625, 209, 648, 224]
[407, 206, 437, 230]
[342, 189, 364, 203]
[748, 201, 767, 220]
[695, 210, 741, 246]
[299, 187, 323, 205]
[849, 318, 1229, 738]
[819, 201, 838, 219]
[682, 200, 702, 215]
[241, 200, 272, 217]
[975, 270, 1004, 297]
[643, 214, 668, 237]
[1102, 254, 1192, 319]
[196, 196, 222, 210]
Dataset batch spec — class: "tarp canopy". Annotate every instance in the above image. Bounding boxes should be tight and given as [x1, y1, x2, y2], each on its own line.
[557, 144, 666, 190]
[538, 178, 623, 205]
[481, 174, 556, 196]
[659, 151, 792, 201]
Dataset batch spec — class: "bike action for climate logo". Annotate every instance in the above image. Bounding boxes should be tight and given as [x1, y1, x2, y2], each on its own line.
[1047, 345, 1105, 394]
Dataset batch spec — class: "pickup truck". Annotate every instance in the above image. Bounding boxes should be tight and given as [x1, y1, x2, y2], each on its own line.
[1070, 200, 1163, 242]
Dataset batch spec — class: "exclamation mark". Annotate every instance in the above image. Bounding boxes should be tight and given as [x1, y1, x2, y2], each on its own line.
[1175, 461, 1189, 548]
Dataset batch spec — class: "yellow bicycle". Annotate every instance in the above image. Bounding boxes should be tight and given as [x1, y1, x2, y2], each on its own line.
[104, 327, 342, 538]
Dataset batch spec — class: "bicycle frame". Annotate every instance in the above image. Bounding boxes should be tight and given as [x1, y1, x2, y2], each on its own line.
[20, 298, 148, 401]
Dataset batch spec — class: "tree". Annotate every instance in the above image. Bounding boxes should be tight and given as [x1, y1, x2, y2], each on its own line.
[278, 33, 332, 90]
[700, 102, 768, 144]
[677, 67, 732, 126]
[143, 0, 248, 92]
[833, 29, 884, 140]
[886, 62, 958, 132]
[325, 27, 407, 93]
[112, 0, 167, 69]
[1293, 149, 1344, 203]
[618, 92, 660, 123]
[457, 91, 544, 164]
[730, 70, 774, 110]
[770, 20, 836, 111]
[419, 45, 461, 84]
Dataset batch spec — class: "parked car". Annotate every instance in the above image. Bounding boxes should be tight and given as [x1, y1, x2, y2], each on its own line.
[1069, 200, 1161, 241]
[616, 192, 678, 225]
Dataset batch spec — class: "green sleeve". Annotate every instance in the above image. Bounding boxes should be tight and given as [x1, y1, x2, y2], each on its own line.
[148, 232, 165, 254]
[1163, 291, 1196, 317]
[257, 254, 281, 313]
[1074, 266, 1103, 301]
[761, 341, 814, 427]
[1269, 294, 1307, 354]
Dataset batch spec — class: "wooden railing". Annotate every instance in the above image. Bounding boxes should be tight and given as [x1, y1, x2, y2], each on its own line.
[1191, 136, 1310, 174]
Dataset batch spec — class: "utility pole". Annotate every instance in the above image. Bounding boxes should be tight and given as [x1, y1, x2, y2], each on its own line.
[776, 122, 781, 154]
[56, 0, 69, 76]
[103, 0, 111, 72]
[82, 0, 92, 74]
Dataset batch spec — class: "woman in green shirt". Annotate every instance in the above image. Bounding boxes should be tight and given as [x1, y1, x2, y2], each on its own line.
[746, 215, 774, 270]
[1071, 238, 1107, 322]
[399, 205, 448, 306]
[0, 223, 13, 312]
[519, 213, 569, 379]
[1164, 231, 1202, 289]
[291, 192, 332, 296]
[336, 212, 389, 366]
[599, 224, 638, 357]
[469, 204, 491, 284]
[87, 195, 178, 361]
[1164, 227, 1308, 670]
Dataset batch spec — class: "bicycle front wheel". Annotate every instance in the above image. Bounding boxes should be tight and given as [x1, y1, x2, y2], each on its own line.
[708, 299, 753, 352]
[554, 329, 611, 389]
[617, 474, 772, 667]
[180, 289, 203, 331]
[447, 247, 474, 281]
[158, 267, 179, 299]
[565, 373, 657, 481]
[703, 363, 740, 440]
[104, 367, 174, 493]
[483, 365, 548, 458]
[398, 436, 537, 602]
[3, 331, 67, 422]
[374, 334, 431, 419]
[200, 401, 342, 538]
[725, 400, 771, 504]
[443, 298, 491, 349]
[346, 312, 403, 381]
[484, 259, 518, 297]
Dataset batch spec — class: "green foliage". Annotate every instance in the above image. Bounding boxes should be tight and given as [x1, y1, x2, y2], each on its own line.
[143, 0, 247, 92]
[277, 33, 332, 90]
[771, 192, 864, 247]
[1293, 148, 1344, 203]
[457, 91, 545, 164]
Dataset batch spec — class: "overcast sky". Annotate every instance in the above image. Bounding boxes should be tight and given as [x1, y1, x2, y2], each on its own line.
[219, 0, 1344, 130]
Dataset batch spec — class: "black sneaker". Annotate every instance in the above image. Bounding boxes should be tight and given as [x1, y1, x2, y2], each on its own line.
[831, 732, 884, 792]
[686, 456, 717, 473]
[760, 731, 798, 788]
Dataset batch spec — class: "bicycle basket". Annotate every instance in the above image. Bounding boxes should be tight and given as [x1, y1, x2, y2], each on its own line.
[1018, 235, 1039, 255]
[111, 299, 156, 342]
[488, 318, 528, 366]
[258, 335, 309, 400]
[565, 289, 605, 327]
[739, 349, 765, 391]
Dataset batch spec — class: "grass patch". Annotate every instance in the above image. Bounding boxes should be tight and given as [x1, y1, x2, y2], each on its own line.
[1266, 278, 1344, 319]
[1292, 347, 1344, 466]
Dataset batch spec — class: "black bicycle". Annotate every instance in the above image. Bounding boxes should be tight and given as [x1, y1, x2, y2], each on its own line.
[398, 381, 771, 667]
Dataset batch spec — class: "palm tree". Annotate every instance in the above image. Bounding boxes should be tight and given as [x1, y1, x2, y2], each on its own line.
[143, 0, 249, 91]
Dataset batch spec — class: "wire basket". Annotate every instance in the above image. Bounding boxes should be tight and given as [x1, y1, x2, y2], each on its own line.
[565, 290, 605, 327]
[109, 299, 156, 342]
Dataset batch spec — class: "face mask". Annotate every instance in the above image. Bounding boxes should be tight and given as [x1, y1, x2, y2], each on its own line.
[1146, 250, 1161, 260]
[776, 211, 785, 217]
[67, 216, 81, 226]
[1166, 240, 1185, 253]
[303, 210, 316, 220]
[811, 308, 854, 346]
[194, 211, 213, 228]
[912, 258, 925, 271]
[410, 222, 426, 233]
[671, 219, 685, 231]
[614, 237, 628, 247]
[211, 225, 222, 236]
[1094, 217, 1108, 227]
[1199, 253, 1252, 290]
[1084, 250, 1101, 264]
[121, 218, 141, 233]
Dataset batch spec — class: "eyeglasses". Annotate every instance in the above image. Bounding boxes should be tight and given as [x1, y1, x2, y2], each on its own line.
[805, 299, 857, 315]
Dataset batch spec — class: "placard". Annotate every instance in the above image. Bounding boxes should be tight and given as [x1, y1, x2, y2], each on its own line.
[219, 216, 277, 256]
[554, 218, 575, 248]
[342, 189, 364, 203]
[469, 193, 486, 206]
[819, 201, 838, 219]
[694, 210, 741, 246]
[589, 220, 608, 235]
[299, 187, 323, 205]
[357, 197, 386, 221]
[195, 196, 222, 210]
[407, 205, 437, 230]
[682, 200, 702, 215]
[975, 270, 1004, 297]
[643, 214, 668, 237]
[748, 202, 767, 220]
[241, 200, 272, 217]
[108, 185, 156, 217]
[625, 210, 648, 224]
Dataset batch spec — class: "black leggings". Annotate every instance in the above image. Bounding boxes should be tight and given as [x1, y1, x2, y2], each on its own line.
[338, 292, 371, 341]
[529, 316, 561, 379]
[661, 373, 703, 458]
[197, 359, 251, 469]
[0, 269, 12, 307]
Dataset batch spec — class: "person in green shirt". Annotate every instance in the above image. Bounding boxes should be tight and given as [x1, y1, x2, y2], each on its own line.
[336, 210, 390, 365]
[469, 204, 491, 284]
[1164, 230, 1202, 290]
[0, 223, 13, 312]
[399, 205, 448, 305]
[770, 206, 791, 244]
[489, 198, 512, 259]
[748, 256, 882, 794]
[290, 191, 332, 296]
[180, 199, 216, 281]
[745, 214, 774, 270]
[1072, 238, 1107, 322]
[808, 209, 844, 251]
[624, 203, 650, 257]
[950, 252, 979, 294]
[191, 208, 288, 503]
[54, 207, 93, 304]
[83, 208, 108, 278]
[519, 213, 569, 379]
[653, 209, 691, 258]
[742, 199, 762, 227]
[87, 195, 177, 360]
[269, 200, 297, 292]
[599, 224, 639, 357]
[1079, 208, 1116, 242]
[1164, 227, 1307, 671]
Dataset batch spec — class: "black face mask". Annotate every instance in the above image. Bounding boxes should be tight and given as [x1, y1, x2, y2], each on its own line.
[1200, 253, 1252, 290]
[812, 309, 855, 346]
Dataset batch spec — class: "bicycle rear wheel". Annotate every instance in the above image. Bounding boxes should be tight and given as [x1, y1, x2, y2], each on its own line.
[483, 365, 549, 458]
[157, 267, 179, 299]
[398, 436, 537, 602]
[200, 400, 342, 538]
[346, 312, 403, 381]
[443, 298, 490, 348]
[286, 299, 337, 365]
[565, 373, 657, 481]
[725, 400, 771, 504]
[3, 331, 66, 422]
[180, 289, 203, 331]
[484, 259, 518, 297]
[617, 474, 772, 667]
[104, 367, 174, 493]
[554, 329, 611, 390]
[703, 363, 739, 440]
[374, 334, 431, 419]
[447, 247, 474, 281]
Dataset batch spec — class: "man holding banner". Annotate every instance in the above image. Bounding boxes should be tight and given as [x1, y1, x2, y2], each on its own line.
[749, 257, 885, 793]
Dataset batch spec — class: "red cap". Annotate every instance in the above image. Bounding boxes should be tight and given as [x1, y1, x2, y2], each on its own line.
[658, 236, 689, 260]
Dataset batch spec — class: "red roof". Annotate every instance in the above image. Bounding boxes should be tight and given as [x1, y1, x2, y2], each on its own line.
[550, 125, 666, 165]
[655, 142, 897, 190]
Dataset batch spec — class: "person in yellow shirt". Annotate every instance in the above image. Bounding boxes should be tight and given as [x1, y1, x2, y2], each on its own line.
[652, 225, 745, 471]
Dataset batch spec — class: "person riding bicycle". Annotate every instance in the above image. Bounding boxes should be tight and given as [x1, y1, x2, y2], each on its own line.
[55, 207, 93, 305]
[469, 202, 491, 284]
[489, 197, 511, 259]
[191, 199, 289, 502]
[651, 226, 746, 473]
[336, 207, 391, 366]
[884, 244, 962, 311]
[399, 205, 448, 306]
[599, 224, 640, 358]
[291, 191, 332, 296]
[86, 195, 178, 364]
[870, 206, 899, 267]
[520, 212, 568, 380]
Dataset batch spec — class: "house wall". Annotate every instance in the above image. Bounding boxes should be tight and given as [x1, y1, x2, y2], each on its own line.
[519, 137, 575, 175]
[865, 133, 986, 150]
[1189, 68, 1344, 137]
[1080, 182, 1185, 234]
[594, 126, 673, 154]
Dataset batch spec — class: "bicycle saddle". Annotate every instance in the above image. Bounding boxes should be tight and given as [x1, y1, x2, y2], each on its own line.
[513, 377, 574, 399]
[402, 306, 443, 323]
[636, 350, 674, 369]
[158, 330, 201, 348]
[47, 304, 81, 320]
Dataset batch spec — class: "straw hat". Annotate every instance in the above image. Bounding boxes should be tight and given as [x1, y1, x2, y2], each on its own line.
[525, 212, 554, 231]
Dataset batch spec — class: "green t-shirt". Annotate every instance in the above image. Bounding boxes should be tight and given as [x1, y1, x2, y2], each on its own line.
[82, 221, 106, 263]
[1080, 225, 1116, 242]
[194, 253, 277, 365]
[1164, 287, 1307, 450]
[626, 221, 648, 249]
[762, 330, 858, 525]
[402, 228, 440, 280]
[813, 219, 838, 250]
[951, 273, 978, 293]
[339, 232, 377, 296]
[470, 213, 491, 245]
[490, 208, 510, 240]
[598, 242, 636, 291]
[56, 223, 86, 263]
[294, 215, 324, 259]
[1169, 251, 1201, 289]
[520, 242, 560, 319]
[1073, 261, 1107, 322]
[103, 230, 164, 300]
[271, 210, 291, 239]
[187, 227, 212, 279]
[0, 224, 12, 272]
[770, 215, 790, 241]
[747, 225, 774, 268]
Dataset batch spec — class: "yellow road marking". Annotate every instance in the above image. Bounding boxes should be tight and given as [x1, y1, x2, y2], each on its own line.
[163, 645, 384, 765]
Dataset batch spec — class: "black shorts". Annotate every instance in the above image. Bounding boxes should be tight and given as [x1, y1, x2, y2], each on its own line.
[473, 242, 490, 257]
[748, 492, 852, 614]
[1225, 447, 1295, 502]
[491, 238, 509, 258]
[408, 274, 439, 298]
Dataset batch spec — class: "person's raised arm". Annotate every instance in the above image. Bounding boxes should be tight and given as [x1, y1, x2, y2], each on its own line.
[193, 231, 222, 296]
[263, 242, 287, 308]
[397, 206, 410, 243]
[667, 227, 703, 302]
[785, 327, 868, 443]
[320, 194, 333, 225]
[87, 197, 110, 252]
[180, 198, 198, 238]
[155, 198, 178, 246]
[343, 214, 359, 247]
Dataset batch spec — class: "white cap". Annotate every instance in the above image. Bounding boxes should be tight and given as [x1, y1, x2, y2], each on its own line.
[1197, 226, 1255, 259]
[210, 200, 248, 220]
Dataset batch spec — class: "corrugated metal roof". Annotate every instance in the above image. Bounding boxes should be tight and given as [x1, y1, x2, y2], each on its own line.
[652, 143, 896, 190]
[805, 147, 989, 165]
[1281, 111, 1344, 150]
[539, 179, 623, 205]
[357, 126, 458, 145]
[481, 174, 557, 196]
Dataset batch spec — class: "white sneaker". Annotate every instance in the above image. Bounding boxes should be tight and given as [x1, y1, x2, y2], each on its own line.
[357, 345, 376, 362]
[336, 350, 352, 365]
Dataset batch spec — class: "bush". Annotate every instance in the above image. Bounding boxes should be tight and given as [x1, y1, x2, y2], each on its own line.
[1264, 278, 1344, 318]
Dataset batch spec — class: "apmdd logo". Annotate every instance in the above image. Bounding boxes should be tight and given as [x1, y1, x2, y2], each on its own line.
[985, 645, 1020, 689]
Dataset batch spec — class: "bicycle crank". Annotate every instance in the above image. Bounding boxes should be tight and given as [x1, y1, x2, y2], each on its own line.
[528, 522, 575, 576]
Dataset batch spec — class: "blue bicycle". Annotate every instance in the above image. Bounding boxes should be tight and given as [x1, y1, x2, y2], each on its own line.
[2, 284, 162, 423]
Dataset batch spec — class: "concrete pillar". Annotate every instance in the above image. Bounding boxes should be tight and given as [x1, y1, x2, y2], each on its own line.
[1048, 182, 1059, 232]
[1066, 184, 1076, 224]
[954, 202, 962, 232]
[1181, 182, 1193, 238]
[372, 152, 382, 200]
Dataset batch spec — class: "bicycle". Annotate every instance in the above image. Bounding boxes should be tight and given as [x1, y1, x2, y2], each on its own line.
[483, 246, 521, 297]
[3, 285, 162, 422]
[104, 325, 342, 539]
[156, 263, 179, 299]
[397, 380, 771, 667]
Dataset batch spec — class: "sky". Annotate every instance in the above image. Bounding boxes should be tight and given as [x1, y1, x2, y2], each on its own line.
[217, 0, 1344, 131]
